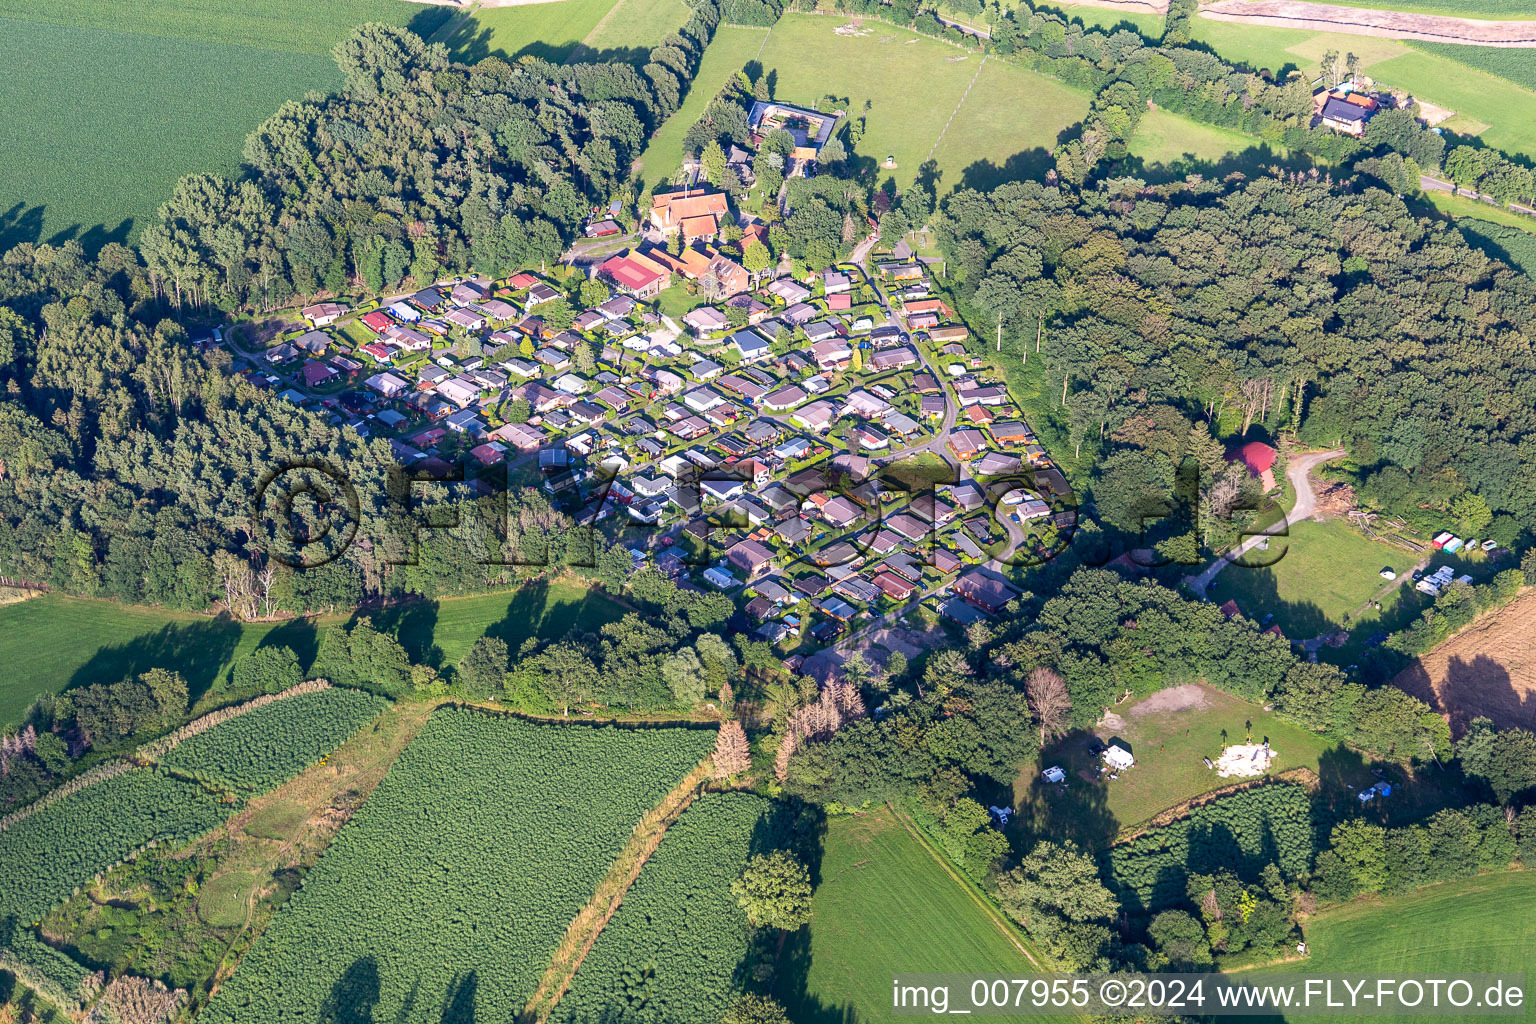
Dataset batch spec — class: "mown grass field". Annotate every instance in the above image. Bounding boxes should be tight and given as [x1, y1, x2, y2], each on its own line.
[1128, 106, 1259, 169]
[635, 25, 770, 188]
[775, 806, 1060, 1023]
[1209, 518, 1418, 640]
[929, 57, 1092, 191]
[1189, 18, 1536, 160]
[445, 0, 620, 64]
[0, 583, 624, 726]
[1266, 871, 1536, 1020]
[1033, 1, 1166, 36]
[1011, 685, 1341, 847]
[576, 0, 693, 60]
[0, 0, 445, 252]
[756, 15, 1093, 191]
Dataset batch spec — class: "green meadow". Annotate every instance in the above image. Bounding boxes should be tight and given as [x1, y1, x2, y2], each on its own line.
[0, 0, 445, 252]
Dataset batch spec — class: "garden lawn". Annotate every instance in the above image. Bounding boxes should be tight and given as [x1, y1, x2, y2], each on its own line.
[1266, 871, 1536, 1021]
[775, 806, 1062, 1022]
[929, 58, 1092, 192]
[444, 0, 620, 64]
[0, 0, 444, 252]
[199, 708, 717, 1024]
[1209, 518, 1418, 640]
[634, 25, 770, 189]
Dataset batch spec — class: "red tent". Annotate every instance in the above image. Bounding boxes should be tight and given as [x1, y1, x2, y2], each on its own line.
[1227, 440, 1277, 477]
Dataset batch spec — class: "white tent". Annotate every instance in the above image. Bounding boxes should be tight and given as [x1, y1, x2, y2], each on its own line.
[1103, 744, 1134, 770]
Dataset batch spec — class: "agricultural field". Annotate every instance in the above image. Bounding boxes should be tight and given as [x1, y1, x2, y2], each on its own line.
[1209, 518, 1419, 641]
[1015, 684, 1339, 846]
[1451, 211, 1536, 276]
[554, 792, 800, 1024]
[1411, 40, 1536, 91]
[444, 0, 621, 64]
[756, 14, 1094, 191]
[575, 0, 695, 60]
[774, 807, 1057, 1024]
[1393, 588, 1536, 733]
[1285, 0, 1536, 16]
[0, 767, 229, 927]
[927, 58, 1092, 191]
[1188, 18, 1536, 160]
[1267, 871, 1536, 1017]
[1105, 782, 1315, 914]
[634, 25, 772, 190]
[157, 688, 388, 795]
[199, 709, 717, 1023]
[0, 0, 446, 252]
[0, 582, 623, 727]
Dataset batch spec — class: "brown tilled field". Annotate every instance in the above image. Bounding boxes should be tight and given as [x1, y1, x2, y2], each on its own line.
[1201, 0, 1536, 46]
[1392, 589, 1536, 735]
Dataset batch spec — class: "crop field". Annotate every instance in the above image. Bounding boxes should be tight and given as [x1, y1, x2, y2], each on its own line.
[0, 0, 445, 253]
[158, 688, 389, 795]
[1209, 518, 1418, 641]
[1452, 213, 1536, 276]
[1105, 782, 1315, 914]
[1411, 41, 1536, 90]
[200, 709, 717, 1023]
[445, 0, 621, 64]
[0, 768, 229, 926]
[554, 792, 796, 1024]
[1286, 0, 1536, 16]
[775, 807, 1053, 1023]
[1393, 588, 1536, 733]
[1267, 871, 1536, 1019]
[635, 25, 771, 190]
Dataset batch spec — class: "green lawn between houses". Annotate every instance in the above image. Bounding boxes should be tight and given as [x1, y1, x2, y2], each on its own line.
[1264, 871, 1536, 1023]
[0, 0, 446, 253]
[0, 583, 624, 727]
[774, 805, 1073, 1024]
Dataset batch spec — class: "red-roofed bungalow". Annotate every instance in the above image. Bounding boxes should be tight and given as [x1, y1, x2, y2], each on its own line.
[360, 310, 393, 333]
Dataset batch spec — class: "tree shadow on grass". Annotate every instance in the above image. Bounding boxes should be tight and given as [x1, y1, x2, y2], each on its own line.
[1112, 143, 1314, 188]
[956, 148, 1056, 193]
[257, 616, 320, 675]
[359, 600, 443, 670]
[1011, 729, 1120, 851]
[66, 617, 245, 705]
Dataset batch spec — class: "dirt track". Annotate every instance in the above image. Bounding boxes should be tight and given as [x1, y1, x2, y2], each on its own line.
[1392, 588, 1536, 735]
[1201, 1, 1536, 46]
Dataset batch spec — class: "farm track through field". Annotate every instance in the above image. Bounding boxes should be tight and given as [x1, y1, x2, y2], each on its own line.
[926, 54, 989, 162]
[1201, 0, 1536, 45]
[521, 758, 717, 1022]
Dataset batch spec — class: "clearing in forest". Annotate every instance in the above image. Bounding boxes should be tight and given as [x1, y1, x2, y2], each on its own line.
[198, 709, 718, 1023]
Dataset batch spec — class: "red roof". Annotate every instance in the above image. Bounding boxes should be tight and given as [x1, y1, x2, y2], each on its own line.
[361, 310, 392, 333]
[1227, 441, 1277, 476]
[600, 254, 665, 292]
[508, 272, 539, 289]
[1219, 599, 1241, 619]
[827, 293, 851, 310]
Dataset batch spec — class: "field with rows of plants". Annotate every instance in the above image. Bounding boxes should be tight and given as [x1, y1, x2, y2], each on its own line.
[1410, 41, 1536, 92]
[0, 768, 229, 926]
[0, 0, 446, 252]
[158, 688, 387, 795]
[200, 709, 718, 1023]
[553, 793, 803, 1024]
[1104, 783, 1317, 914]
